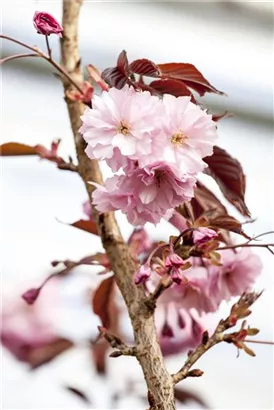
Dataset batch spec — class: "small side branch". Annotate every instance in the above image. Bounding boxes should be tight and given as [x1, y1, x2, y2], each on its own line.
[172, 291, 262, 384]
[145, 275, 173, 311]
[98, 326, 137, 357]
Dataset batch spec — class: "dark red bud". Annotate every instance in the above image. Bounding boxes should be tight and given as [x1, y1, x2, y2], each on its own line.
[21, 287, 41, 305]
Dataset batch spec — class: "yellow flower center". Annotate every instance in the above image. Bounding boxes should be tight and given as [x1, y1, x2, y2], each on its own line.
[171, 131, 188, 146]
[117, 121, 130, 135]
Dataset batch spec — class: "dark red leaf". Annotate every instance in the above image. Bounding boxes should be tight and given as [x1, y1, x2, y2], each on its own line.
[0, 142, 37, 156]
[129, 58, 160, 77]
[28, 338, 73, 369]
[192, 181, 228, 219]
[204, 146, 251, 217]
[102, 50, 129, 89]
[69, 219, 98, 235]
[158, 62, 225, 96]
[65, 387, 91, 404]
[101, 67, 128, 89]
[92, 276, 114, 328]
[174, 388, 208, 408]
[193, 182, 232, 244]
[149, 79, 194, 100]
[117, 50, 129, 72]
[207, 214, 250, 238]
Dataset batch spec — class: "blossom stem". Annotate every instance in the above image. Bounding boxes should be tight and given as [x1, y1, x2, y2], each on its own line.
[0, 34, 84, 95]
[45, 34, 52, 59]
[146, 243, 169, 265]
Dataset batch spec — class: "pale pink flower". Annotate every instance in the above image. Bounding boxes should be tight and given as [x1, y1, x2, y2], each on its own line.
[193, 227, 218, 245]
[160, 248, 262, 315]
[1, 282, 59, 362]
[159, 94, 218, 174]
[80, 85, 163, 167]
[92, 162, 196, 226]
[158, 307, 204, 356]
[215, 248, 262, 301]
[128, 228, 154, 256]
[167, 211, 188, 232]
[105, 147, 136, 173]
[33, 11, 63, 36]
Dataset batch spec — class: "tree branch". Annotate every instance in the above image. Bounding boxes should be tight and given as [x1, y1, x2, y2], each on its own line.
[60, 1, 175, 408]
[172, 292, 261, 384]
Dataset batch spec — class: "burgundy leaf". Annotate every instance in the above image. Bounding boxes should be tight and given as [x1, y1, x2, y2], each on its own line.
[0, 142, 38, 156]
[204, 146, 250, 217]
[101, 67, 128, 89]
[129, 58, 160, 77]
[102, 50, 129, 89]
[92, 276, 114, 328]
[117, 50, 129, 72]
[70, 219, 98, 235]
[28, 338, 73, 369]
[158, 62, 225, 96]
[149, 78, 194, 99]
[192, 182, 232, 244]
[192, 181, 228, 219]
[207, 214, 250, 238]
[174, 388, 208, 408]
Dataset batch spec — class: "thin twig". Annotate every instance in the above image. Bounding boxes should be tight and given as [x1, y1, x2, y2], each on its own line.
[98, 326, 137, 357]
[0, 53, 39, 64]
[172, 292, 261, 385]
[57, 161, 78, 172]
[245, 339, 274, 346]
[217, 243, 274, 251]
[146, 276, 173, 310]
[0, 34, 83, 95]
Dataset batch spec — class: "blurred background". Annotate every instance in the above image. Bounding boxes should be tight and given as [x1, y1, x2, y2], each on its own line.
[1, 1, 274, 409]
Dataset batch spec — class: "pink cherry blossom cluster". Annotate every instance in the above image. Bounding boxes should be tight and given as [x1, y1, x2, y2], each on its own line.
[80, 85, 218, 225]
[152, 246, 262, 349]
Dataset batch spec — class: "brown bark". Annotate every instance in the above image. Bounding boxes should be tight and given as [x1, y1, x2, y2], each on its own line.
[60, 1, 175, 408]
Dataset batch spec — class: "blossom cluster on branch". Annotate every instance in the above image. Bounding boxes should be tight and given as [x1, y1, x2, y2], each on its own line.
[80, 86, 217, 225]
[1, 5, 273, 410]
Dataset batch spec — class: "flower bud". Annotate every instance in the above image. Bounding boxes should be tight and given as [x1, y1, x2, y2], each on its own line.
[134, 263, 152, 285]
[165, 252, 185, 269]
[33, 11, 63, 37]
[21, 287, 41, 305]
[193, 227, 218, 245]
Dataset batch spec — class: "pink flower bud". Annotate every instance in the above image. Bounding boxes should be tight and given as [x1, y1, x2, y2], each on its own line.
[165, 252, 185, 269]
[21, 287, 41, 305]
[170, 267, 183, 285]
[134, 264, 152, 285]
[33, 11, 63, 37]
[193, 227, 218, 245]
